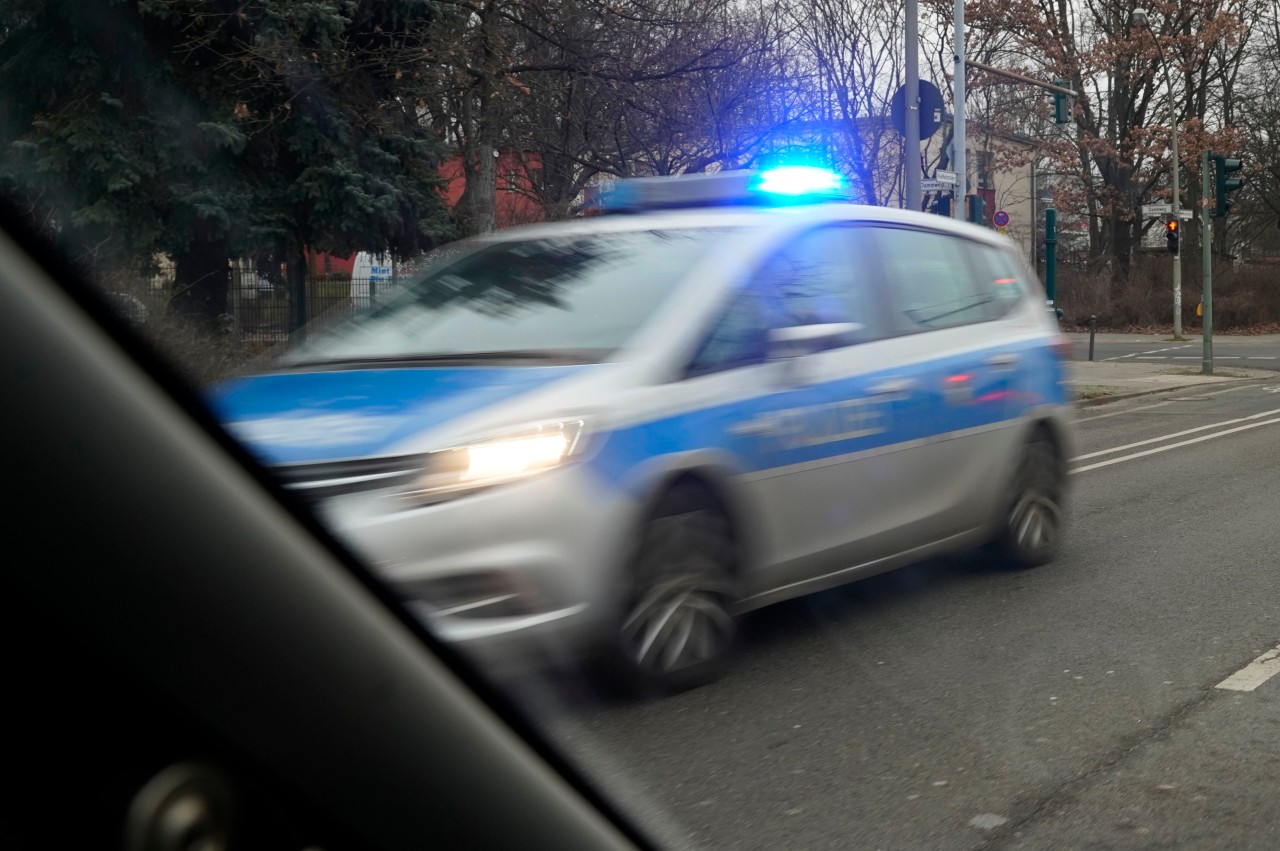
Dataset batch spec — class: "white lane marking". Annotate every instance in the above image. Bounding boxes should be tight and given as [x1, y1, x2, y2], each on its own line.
[1203, 384, 1255, 397]
[1070, 408, 1280, 461]
[1216, 645, 1280, 692]
[1249, 356, 1277, 360]
[1076, 400, 1171, 423]
[1070, 417, 1280, 474]
[1074, 382, 1259, 424]
[1103, 344, 1191, 362]
[1217, 356, 1241, 359]
[1136, 356, 1167, 359]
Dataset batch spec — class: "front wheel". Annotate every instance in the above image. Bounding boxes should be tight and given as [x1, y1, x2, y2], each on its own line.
[611, 486, 739, 696]
[990, 435, 1065, 569]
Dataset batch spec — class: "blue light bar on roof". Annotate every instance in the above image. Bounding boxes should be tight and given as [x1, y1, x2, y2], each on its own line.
[751, 166, 846, 197]
[598, 166, 851, 212]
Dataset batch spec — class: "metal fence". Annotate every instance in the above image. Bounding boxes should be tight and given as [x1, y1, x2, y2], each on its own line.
[124, 257, 428, 348]
[225, 262, 408, 344]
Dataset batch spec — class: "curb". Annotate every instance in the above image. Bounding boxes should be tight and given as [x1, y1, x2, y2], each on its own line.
[1073, 374, 1277, 408]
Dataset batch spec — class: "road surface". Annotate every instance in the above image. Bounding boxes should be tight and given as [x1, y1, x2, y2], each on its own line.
[519, 378, 1280, 849]
[1071, 334, 1280, 372]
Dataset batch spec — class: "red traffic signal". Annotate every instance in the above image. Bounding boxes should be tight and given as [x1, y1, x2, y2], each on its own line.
[1165, 218, 1179, 254]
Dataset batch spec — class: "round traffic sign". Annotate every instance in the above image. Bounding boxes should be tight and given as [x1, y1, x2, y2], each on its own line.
[993, 210, 1010, 227]
[890, 81, 946, 139]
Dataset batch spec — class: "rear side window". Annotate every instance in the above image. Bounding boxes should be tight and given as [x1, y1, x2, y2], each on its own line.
[967, 242, 1030, 319]
[874, 227, 992, 332]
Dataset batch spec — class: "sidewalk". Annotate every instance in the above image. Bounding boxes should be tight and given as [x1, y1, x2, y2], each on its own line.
[1066, 360, 1275, 406]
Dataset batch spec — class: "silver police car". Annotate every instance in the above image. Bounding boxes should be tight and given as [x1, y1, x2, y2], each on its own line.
[212, 167, 1073, 693]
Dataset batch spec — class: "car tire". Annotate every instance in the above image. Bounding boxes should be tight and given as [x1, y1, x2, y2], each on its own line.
[609, 484, 739, 696]
[990, 433, 1065, 569]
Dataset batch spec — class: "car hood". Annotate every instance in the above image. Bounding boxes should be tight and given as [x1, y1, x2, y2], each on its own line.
[208, 365, 597, 465]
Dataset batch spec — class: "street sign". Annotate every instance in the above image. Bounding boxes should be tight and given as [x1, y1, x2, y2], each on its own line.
[935, 169, 958, 185]
[891, 81, 946, 139]
[1143, 203, 1172, 216]
[1178, 209, 1193, 220]
[993, 210, 1010, 227]
[921, 179, 948, 192]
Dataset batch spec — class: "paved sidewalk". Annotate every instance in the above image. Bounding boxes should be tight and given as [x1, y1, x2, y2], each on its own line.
[1067, 359, 1276, 406]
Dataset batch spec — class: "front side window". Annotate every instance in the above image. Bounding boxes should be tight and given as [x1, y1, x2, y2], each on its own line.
[687, 226, 883, 376]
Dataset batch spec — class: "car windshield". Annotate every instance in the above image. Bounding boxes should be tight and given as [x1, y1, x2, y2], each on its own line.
[283, 229, 726, 366]
[7, 0, 1280, 849]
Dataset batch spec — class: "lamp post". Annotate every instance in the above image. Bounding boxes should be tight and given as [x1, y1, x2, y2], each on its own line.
[1133, 7, 1184, 340]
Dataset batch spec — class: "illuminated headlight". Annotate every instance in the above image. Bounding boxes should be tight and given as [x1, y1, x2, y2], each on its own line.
[399, 420, 586, 503]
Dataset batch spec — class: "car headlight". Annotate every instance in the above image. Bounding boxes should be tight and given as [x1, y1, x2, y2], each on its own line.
[398, 419, 587, 504]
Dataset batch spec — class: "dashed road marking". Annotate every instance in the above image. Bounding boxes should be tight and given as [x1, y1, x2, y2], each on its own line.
[1216, 644, 1280, 692]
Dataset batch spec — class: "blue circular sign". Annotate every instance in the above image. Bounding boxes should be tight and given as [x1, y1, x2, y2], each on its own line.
[993, 210, 1010, 227]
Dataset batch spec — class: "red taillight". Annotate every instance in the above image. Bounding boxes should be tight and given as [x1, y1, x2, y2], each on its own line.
[1050, 335, 1074, 361]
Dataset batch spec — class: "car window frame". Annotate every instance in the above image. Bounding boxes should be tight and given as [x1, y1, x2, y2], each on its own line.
[867, 224, 1018, 337]
[681, 223, 893, 380]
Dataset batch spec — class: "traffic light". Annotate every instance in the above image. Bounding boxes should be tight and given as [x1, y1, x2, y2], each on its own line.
[1164, 218, 1179, 254]
[930, 194, 952, 217]
[966, 193, 984, 226]
[1211, 154, 1244, 218]
[1052, 79, 1070, 124]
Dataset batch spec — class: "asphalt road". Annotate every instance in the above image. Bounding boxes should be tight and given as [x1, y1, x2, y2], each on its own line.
[516, 378, 1280, 850]
[1071, 333, 1280, 372]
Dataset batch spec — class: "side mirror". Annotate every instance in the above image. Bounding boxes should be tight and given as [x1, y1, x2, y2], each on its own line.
[767, 322, 863, 359]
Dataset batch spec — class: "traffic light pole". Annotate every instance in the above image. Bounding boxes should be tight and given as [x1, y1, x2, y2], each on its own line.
[1045, 207, 1057, 305]
[1202, 150, 1213, 375]
[1169, 103, 1182, 339]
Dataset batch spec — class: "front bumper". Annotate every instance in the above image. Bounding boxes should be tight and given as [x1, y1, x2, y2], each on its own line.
[311, 463, 637, 670]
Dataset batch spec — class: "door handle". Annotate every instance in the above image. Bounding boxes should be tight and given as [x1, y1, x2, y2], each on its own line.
[985, 353, 1021, 369]
[867, 377, 917, 396]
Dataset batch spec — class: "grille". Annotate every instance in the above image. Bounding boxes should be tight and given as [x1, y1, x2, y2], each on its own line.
[274, 454, 426, 502]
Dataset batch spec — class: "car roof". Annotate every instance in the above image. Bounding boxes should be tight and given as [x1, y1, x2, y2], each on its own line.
[472, 203, 1017, 251]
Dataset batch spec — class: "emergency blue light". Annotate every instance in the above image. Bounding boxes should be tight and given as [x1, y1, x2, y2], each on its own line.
[597, 167, 851, 212]
[752, 166, 846, 197]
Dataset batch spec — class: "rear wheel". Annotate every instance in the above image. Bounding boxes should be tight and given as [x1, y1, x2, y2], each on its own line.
[991, 434, 1065, 569]
[612, 485, 738, 695]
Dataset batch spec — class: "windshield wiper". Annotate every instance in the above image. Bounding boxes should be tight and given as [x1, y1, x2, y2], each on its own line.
[283, 349, 605, 369]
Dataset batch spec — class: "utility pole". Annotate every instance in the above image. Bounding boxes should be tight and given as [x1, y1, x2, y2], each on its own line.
[905, 0, 921, 212]
[1201, 151, 1213, 375]
[953, 0, 966, 217]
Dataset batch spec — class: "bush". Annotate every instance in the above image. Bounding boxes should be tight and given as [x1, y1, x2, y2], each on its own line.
[1055, 256, 1280, 332]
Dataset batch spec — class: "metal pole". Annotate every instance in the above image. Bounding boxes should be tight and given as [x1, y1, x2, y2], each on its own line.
[1201, 150, 1213, 375]
[1045, 206, 1057, 306]
[953, 0, 966, 216]
[905, 0, 921, 212]
[1089, 316, 1097, 361]
[1170, 102, 1182, 339]
[1139, 14, 1183, 339]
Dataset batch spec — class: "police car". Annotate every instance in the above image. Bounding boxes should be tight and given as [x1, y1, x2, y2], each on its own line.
[211, 167, 1073, 694]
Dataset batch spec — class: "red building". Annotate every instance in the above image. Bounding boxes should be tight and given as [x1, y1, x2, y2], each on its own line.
[308, 150, 546, 275]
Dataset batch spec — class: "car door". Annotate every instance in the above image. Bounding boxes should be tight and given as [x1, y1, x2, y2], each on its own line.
[865, 225, 1024, 542]
[695, 225, 915, 597]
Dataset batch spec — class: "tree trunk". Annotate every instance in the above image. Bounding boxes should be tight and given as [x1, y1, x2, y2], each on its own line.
[171, 224, 229, 332]
[458, 100, 498, 236]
